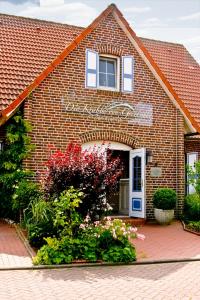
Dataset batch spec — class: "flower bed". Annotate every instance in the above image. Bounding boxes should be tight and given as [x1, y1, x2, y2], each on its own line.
[182, 220, 200, 236]
[33, 217, 145, 265]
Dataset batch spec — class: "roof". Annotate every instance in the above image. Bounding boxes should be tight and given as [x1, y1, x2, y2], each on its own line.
[0, 13, 83, 110]
[141, 37, 200, 129]
[0, 4, 200, 132]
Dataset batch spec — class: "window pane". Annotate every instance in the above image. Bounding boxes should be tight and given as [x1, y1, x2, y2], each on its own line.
[99, 59, 106, 73]
[132, 156, 142, 192]
[107, 60, 115, 74]
[108, 74, 115, 88]
[99, 73, 107, 86]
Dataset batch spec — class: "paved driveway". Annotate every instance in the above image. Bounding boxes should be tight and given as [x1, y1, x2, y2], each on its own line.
[0, 221, 32, 268]
[0, 262, 200, 299]
[134, 221, 200, 261]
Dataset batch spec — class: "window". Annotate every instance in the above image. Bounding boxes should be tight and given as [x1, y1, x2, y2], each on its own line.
[187, 152, 198, 194]
[99, 57, 117, 89]
[85, 49, 134, 93]
[132, 155, 142, 192]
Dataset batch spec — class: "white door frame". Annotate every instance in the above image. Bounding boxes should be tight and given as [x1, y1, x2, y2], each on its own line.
[129, 148, 146, 218]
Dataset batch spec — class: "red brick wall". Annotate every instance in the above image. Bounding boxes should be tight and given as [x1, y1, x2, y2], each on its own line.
[24, 13, 185, 218]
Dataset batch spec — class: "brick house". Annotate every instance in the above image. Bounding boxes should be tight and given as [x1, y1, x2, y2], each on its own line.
[0, 4, 200, 219]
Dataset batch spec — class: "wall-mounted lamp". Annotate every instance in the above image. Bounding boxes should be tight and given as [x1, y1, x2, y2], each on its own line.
[146, 149, 153, 165]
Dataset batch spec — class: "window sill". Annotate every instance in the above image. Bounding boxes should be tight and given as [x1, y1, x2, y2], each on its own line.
[98, 86, 119, 92]
[97, 89, 122, 96]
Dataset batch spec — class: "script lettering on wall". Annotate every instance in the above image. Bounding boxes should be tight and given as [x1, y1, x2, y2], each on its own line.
[61, 96, 153, 126]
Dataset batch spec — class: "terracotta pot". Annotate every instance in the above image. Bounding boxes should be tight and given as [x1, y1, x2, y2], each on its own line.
[154, 208, 174, 225]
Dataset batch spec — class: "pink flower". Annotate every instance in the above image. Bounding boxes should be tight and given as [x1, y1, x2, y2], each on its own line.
[79, 224, 86, 229]
[137, 233, 145, 240]
[104, 216, 111, 221]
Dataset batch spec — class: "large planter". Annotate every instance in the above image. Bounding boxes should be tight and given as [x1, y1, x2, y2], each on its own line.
[154, 208, 174, 225]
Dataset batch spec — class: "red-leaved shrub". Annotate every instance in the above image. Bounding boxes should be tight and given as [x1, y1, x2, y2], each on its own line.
[43, 143, 122, 220]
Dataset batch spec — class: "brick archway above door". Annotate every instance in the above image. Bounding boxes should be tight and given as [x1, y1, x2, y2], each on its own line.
[79, 130, 136, 149]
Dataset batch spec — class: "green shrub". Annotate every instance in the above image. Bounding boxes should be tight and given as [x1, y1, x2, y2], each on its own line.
[25, 187, 83, 248]
[101, 244, 136, 262]
[184, 193, 200, 221]
[33, 217, 143, 265]
[187, 221, 200, 232]
[153, 188, 177, 210]
[25, 199, 53, 224]
[53, 187, 83, 236]
[24, 199, 55, 248]
[12, 180, 42, 220]
[27, 221, 56, 248]
[33, 237, 76, 265]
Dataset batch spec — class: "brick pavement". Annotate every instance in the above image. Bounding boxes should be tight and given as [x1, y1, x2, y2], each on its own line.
[0, 262, 200, 299]
[0, 221, 32, 268]
[0, 220, 200, 268]
[134, 221, 200, 261]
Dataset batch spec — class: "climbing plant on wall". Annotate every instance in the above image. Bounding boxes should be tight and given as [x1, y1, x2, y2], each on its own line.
[0, 111, 35, 220]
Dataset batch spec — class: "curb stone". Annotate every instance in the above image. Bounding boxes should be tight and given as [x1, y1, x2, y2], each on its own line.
[0, 257, 200, 271]
[14, 224, 36, 259]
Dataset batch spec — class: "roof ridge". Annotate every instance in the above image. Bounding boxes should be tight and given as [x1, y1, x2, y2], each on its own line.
[0, 13, 84, 30]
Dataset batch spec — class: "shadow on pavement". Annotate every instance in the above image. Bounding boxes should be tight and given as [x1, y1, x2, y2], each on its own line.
[36, 261, 191, 282]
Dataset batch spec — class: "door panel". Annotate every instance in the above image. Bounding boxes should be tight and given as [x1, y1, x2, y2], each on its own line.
[129, 148, 146, 218]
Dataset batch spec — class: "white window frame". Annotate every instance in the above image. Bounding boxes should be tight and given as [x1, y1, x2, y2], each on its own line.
[0, 141, 3, 151]
[98, 54, 120, 92]
[187, 152, 198, 195]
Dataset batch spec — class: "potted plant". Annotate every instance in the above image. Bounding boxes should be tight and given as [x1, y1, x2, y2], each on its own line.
[153, 188, 177, 225]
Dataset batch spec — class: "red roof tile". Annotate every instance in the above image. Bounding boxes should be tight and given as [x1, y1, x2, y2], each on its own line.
[0, 14, 82, 110]
[141, 37, 200, 128]
[0, 7, 200, 130]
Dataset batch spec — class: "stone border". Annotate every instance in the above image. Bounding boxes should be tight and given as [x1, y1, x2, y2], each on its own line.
[14, 224, 36, 259]
[181, 220, 200, 236]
